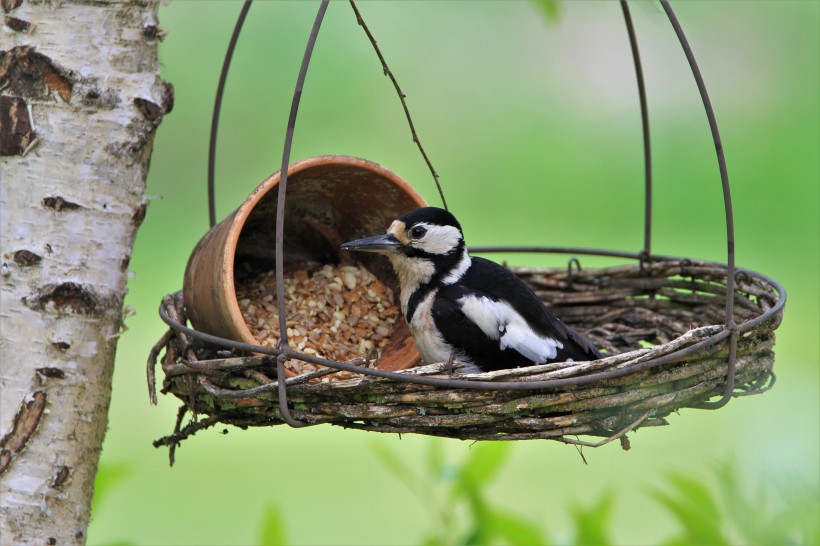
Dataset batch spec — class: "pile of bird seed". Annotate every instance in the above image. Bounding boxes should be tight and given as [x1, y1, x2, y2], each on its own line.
[235, 263, 401, 377]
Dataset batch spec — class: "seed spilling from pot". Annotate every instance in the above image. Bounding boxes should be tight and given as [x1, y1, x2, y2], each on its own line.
[235, 263, 401, 378]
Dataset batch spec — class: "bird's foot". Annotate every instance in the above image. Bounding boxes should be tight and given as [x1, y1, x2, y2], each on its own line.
[446, 352, 456, 376]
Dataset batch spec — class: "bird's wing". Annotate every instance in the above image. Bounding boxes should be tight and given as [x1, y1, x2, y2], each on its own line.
[429, 287, 514, 364]
[453, 292, 565, 363]
[461, 257, 601, 361]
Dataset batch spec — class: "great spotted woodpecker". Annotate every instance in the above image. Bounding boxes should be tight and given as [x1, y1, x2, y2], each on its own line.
[341, 207, 600, 373]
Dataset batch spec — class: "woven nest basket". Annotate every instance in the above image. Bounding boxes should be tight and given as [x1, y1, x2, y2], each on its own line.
[149, 257, 783, 449]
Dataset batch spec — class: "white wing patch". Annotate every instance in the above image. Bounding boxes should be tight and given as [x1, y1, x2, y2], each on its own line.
[458, 295, 564, 363]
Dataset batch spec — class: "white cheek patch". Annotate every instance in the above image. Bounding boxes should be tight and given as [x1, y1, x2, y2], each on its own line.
[413, 223, 462, 255]
[458, 295, 564, 363]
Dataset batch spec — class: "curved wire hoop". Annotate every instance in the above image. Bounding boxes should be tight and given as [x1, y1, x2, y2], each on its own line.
[189, 1, 777, 426]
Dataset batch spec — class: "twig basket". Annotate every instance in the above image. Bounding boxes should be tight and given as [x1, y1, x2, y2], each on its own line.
[151, 258, 782, 448]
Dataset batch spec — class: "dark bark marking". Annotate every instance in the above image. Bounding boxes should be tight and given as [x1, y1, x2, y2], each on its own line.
[133, 97, 161, 122]
[131, 203, 147, 226]
[11, 249, 42, 266]
[141, 24, 167, 41]
[105, 135, 153, 163]
[0, 95, 34, 156]
[36, 367, 66, 379]
[47, 539, 56, 546]
[4, 15, 33, 32]
[1, 0, 22, 13]
[142, 24, 158, 39]
[0, 46, 73, 102]
[50, 464, 71, 489]
[120, 254, 131, 272]
[51, 341, 71, 351]
[0, 390, 47, 476]
[162, 81, 174, 114]
[42, 195, 82, 211]
[24, 282, 101, 316]
[77, 83, 120, 110]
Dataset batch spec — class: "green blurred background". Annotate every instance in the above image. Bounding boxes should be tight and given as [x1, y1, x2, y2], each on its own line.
[88, 1, 818, 544]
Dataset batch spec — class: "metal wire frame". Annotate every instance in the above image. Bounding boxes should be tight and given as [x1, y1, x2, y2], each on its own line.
[186, 1, 785, 427]
[208, 0, 252, 229]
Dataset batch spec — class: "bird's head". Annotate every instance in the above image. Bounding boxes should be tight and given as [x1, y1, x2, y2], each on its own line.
[341, 207, 469, 291]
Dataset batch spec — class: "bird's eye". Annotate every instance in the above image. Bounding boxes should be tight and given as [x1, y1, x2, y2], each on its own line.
[410, 225, 427, 239]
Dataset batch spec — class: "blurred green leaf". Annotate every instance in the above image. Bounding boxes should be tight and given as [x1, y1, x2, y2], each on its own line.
[532, 0, 560, 21]
[454, 442, 512, 495]
[651, 473, 729, 546]
[427, 437, 445, 479]
[459, 480, 492, 546]
[257, 503, 287, 546]
[769, 474, 820, 545]
[421, 534, 446, 546]
[490, 508, 550, 546]
[371, 440, 428, 502]
[712, 459, 769, 542]
[571, 490, 615, 546]
[91, 462, 132, 515]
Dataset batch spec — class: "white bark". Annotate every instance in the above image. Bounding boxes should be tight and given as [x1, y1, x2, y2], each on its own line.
[0, 1, 169, 543]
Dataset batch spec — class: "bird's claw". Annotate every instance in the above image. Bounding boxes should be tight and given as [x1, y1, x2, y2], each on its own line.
[446, 352, 456, 376]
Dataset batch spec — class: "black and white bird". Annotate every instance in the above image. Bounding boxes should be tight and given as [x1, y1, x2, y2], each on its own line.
[341, 207, 600, 373]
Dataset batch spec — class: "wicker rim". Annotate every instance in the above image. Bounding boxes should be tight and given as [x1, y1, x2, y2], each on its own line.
[157, 254, 785, 393]
[151, 256, 782, 450]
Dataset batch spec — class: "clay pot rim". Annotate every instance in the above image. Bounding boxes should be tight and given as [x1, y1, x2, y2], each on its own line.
[222, 154, 427, 350]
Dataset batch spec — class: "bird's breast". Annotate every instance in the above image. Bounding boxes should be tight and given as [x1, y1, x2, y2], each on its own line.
[407, 289, 452, 364]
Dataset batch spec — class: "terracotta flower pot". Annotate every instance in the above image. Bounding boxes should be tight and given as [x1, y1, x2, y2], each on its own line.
[183, 155, 425, 372]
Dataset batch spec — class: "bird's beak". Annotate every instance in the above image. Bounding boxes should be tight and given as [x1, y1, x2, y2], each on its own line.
[341, 233, 402, 254]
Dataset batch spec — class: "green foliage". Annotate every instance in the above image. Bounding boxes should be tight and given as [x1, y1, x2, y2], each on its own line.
[570, 491, 615, 546]
[370, 441, 820, 546]
[532, 0, 560, 22]
[372, 439, 548, 546]
[88, 452, 819, 545]
[257, 503, 287, 546]
[652, 473, 730, 546]
[653, 460, 820, 546]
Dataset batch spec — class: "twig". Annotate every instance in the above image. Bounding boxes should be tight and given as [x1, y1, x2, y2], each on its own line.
[733, 369, 776, 397]
[348, 0, 447, 210]
[198, 375, 278, 399]
[244, 368, 274, 385]
[558, 410, 653, 449]
[162, 295, 197, 362]
[164, 355, 276, 377]
[168, 405, 186, 466]
[147, 329, 173, 404]
[153, 407, 222, 466]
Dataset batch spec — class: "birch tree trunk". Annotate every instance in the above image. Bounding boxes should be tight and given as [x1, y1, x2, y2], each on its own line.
[0, 0, 170, 543]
